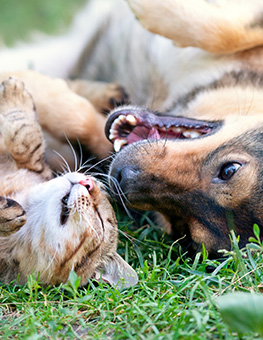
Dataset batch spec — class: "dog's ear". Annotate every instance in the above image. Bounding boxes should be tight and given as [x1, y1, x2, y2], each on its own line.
[94, 252, 138, 289]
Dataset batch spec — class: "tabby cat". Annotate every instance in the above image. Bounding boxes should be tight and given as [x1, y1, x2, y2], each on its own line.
[0, 77, 137, 289]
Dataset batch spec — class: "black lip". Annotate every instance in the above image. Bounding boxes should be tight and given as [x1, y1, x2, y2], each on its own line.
[105, 107, 221, 141]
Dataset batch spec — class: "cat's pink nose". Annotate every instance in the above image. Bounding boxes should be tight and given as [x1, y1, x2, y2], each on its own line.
[79, 178, 94, 191]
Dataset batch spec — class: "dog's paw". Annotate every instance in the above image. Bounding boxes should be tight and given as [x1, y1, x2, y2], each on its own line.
[105, 83, 129, 111]
[0, 77, 35, 116]
[0, 197, 26, 237]
[67, 79, 129, 113]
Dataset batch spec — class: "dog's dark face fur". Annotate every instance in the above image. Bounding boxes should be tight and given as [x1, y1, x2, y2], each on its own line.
[106, 105, 263, 256]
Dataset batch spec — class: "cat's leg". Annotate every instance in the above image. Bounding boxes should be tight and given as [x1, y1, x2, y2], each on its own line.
[0, 71, 113, 159]
[0, 197, 26, 236]
[127, 0, 263, 54]
[0, 77, 52, 179]
[67, 80, 129, 113]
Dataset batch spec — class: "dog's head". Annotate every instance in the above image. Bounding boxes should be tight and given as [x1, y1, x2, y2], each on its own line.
[106, 106, 263, 256]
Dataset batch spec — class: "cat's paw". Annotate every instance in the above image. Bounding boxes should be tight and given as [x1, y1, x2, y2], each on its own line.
[0, 77, 34, 116]
[0, 197, 26, 237]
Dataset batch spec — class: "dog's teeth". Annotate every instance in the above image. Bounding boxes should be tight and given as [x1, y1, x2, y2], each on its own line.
[182, 131, 192, 138]
[113, 139, 127, 152]
[112, 115, 125, 127]
[190, 131, 202, 138]
[171, 127, 183, 133]
[109, 128, 118, 140]
[126, 115, 137, 125]
[182, 130, 201, 138]
[118, 115, 126, 122]
[112, 114, 131, 132]
[111, 121, 119, 132]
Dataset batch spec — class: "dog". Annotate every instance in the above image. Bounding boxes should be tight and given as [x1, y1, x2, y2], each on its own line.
[103, 0, 263, 256]
[2, 0, 263, 256]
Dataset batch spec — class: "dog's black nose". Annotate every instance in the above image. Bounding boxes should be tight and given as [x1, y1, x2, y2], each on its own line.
[111, 166, 141, 191]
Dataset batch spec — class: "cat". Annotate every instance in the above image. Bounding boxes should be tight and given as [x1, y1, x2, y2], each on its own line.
[0, 77, 138, 289]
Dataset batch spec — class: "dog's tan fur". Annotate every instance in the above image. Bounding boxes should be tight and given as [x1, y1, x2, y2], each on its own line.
[127, 0, 263, 54]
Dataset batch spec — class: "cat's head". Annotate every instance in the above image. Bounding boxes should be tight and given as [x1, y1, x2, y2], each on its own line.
[4, 172, 138, 289]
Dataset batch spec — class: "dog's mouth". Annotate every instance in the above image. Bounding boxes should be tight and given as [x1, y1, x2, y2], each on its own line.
[105, 107, 220, 152]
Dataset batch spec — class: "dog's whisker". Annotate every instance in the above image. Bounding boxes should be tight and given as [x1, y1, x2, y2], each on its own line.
[244, 88, 255, 117]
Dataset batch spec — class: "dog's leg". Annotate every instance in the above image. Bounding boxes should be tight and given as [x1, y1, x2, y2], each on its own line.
[67, 79, 129, 113]
[0, 71, 112, 159]
[127, 0, 263, 53]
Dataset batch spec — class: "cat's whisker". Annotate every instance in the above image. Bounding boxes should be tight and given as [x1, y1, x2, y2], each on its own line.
[86, 171, 133, 220]
[59, 165, 68, 176]
[76, 139, 83, 172]
[82, 154, 115, 173]
[51, 170, 59, 178]
[78, 207, 83, 224]
[41, 246, 59, 277]
[118, 225, 158, 258]
[53, 150, 72, 174]
[108, 178, 133, 219]
[77, 156, 97, 173]
[55, 170, 63, 177]
[69, 202, 78, 217]
[84, 215, 102, 245]
[87, 172, 118, 193]
[64, 135, 79, 172]
[117, 228, 137, 246]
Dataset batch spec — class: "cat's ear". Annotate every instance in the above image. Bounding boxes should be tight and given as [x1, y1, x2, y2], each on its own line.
[94, 252, 138, 290]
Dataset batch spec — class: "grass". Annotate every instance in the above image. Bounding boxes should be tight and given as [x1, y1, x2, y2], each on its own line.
[0, 0, 86, 46]
[1, 216, 263, 339]
[1, 1, 263, 339]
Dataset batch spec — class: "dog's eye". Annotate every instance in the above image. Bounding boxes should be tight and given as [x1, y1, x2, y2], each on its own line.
[218, 162, 241, 181]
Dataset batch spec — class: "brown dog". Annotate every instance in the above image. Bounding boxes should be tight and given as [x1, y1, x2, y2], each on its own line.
[100, 0, 263, 256]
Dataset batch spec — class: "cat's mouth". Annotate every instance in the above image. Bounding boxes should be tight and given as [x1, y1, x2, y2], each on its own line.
[60, 177, 95, 225]
[105, 107, 220, 152]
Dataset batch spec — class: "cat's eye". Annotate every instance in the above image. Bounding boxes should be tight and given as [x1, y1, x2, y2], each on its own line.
[218, 162, 242, 181]
[61, 193, 70, 225]
[62, 194, 69, 205]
